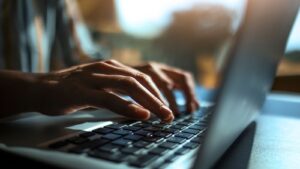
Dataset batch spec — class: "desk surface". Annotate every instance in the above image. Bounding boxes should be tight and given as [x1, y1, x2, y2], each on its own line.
[213, 92, 300, 169]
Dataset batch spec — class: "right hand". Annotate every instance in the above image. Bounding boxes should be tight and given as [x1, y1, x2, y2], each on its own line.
[37, 60, 174, 122]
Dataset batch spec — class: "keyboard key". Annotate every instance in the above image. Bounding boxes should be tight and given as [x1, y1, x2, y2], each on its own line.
[67, 136, 88, 144]
[182, 129, 200, 135]
[73, 138, 109, 150]
[167, 137, 186, 144]
[123, 126, 141, 131]
[189, 124, 205, 130]
[121, 147, 140, 154]
[98, 143, 121, 153]
[144, 126, 161, 132]
[79, 132, 95, 138]
[153, 131, 172, 138]
[133, 123, 151, 128]
[175, 133, 194, 139]
[142, 136, 164, 143]
[129, 154, 159, 167]
[163, 128, 179, 134]
[48, 140, 68, 149]
[136, 130, 153, 137]
[177, 122, 192, 126]
[153, 123, 170, 128]
[159, 142, 178, 149]
[170, 125, 186, 130]
[175, 147, 190, 155]
[191, 136, 203, 144]
[124, 134, 143, 141]
[102, 133, 122, 140]
[113, 129, 132, 136]
[133, 141, 154, 149]
[183, 142, 199, 149]
[93, 128, 114, 134]
[149, 147, 169, 155]
[112, 138, 133, 146]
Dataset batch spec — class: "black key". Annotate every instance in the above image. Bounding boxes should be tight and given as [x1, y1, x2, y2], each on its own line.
[154, 131, 172, 138]
[133, 123, 151, 128]
[113, 129, 132, 136]
[133, 141, 154, 149]
[177, 122, 192, 126]
[175, 147, 190, 155]
[175, 133, 194, 139]
[129, 154, 159, 167]
[67, 136, 88, 144]
[165, 154, 180, 162]
[189, 124, 205, 130]
[112, 138, 133, 146]
[142, 136, 164, 143]
[48, 140, 68, 149]
[124, 134, 143, 141]
[163, 128, 179, 134]
[93, 128, 114, 134]
[102, 133, 122, 140]
[98, 143, 121, 153]
[135, 130, 153, 137]
[159, 142, 178, 149]
[153, 123, 170, 128]
[105, 124, 126, 129]
[75, 138, 109, 150]
[123, 126, 141, 131]
[191, 136, 203, 144]
[170, 125, 186, 130]
[182, 129, 199, 135]
[88, 151, 126, 163]
[144, 126, 161, 132]
[167, 137, 186, 144]
[121, 147, 140, 154]
[79, 132, 95, 138]
[183, 142, 199, 149]
[144, 119, 160, 125]
[149, 147, 169, 155]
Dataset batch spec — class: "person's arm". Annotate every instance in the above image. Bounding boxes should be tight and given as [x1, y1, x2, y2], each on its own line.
[0, 70, 43, 118]
[0, 60, 199, 122]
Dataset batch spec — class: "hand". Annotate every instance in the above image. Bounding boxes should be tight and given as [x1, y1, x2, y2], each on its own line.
[38, 60, 174, 122]
[133, 62, 200, 115]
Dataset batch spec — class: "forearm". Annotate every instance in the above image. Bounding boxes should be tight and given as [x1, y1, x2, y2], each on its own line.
[0, 70, 43, 118]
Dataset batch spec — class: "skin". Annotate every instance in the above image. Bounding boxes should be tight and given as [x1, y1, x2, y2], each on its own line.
[0, 60, 199, 122]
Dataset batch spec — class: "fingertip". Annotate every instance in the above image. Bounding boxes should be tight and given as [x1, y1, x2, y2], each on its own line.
[128, 104, 151, 120]
[160, 105, 174, 121]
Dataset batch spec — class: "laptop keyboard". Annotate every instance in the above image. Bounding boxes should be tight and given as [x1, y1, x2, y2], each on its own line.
[47, 106, 212, 168]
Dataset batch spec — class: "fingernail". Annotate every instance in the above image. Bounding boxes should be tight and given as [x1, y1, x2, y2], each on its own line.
[160, 105, 174, 121]
[129, 104, 150, 120]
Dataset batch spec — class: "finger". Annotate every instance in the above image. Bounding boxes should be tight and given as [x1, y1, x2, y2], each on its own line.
[83, 61, 167, 104]
[87, 90, 151, 120]
[162, 68, 200, 112]
[144, 68, 180, 115]
[85, 74, 174, 122]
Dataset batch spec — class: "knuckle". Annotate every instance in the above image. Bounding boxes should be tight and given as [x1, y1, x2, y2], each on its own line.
[106, 59, 119, 64]
[136, 72, 151, 81]
[124, 76, 138, 86]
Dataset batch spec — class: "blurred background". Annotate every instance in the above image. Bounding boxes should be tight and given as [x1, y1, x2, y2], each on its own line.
[74, 0, 300, 89]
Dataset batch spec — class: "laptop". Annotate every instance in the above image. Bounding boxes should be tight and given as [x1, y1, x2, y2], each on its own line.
[0, 0, 298, 168]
